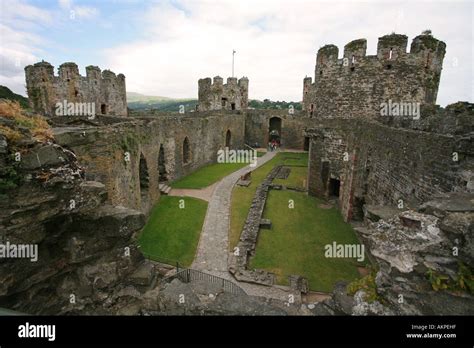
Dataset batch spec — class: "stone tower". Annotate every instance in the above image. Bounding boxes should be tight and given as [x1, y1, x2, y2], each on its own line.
[302, 31, 446, 119]
[197, 76, 249, 111]
[25, 61, 128, 117]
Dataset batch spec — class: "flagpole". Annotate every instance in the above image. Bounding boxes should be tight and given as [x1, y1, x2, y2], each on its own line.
[232, 49, 236, 77]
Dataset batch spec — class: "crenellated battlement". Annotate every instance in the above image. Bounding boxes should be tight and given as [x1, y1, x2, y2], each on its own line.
[304, 31, 446, 118]
[197, 75, 249, 111]
[314, 32, 445, 77]
[25, 61, 127, 116]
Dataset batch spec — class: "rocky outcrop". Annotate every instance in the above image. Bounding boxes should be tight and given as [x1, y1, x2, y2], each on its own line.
[154, 278, 303, 316]
[314, 193, 474, 316]
[0, 111, 160, 314]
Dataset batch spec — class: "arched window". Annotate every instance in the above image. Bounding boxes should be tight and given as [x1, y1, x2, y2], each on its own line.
[225, 130, 232, 148]
[183, 137, 190, 164]
[158, 145, 167, 182]
[139, 153, 149, 198]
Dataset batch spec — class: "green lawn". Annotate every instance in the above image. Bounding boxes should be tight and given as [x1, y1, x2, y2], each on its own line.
[276, 152, 308, 167]
[229, 152, 308, 250]
[249, 190, 366, 292]
[138, 196, 207, 267]
[171, 162, 248, 189]
[273, 166, 308, 189]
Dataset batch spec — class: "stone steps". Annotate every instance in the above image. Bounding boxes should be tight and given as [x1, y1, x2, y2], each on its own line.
[159, 183, 172, 195]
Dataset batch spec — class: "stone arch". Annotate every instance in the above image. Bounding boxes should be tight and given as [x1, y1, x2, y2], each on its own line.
[183, 137, 191, 164]
[158, 144, 168, 182]
[225, 129, 232, 148]
[268, 117, 282, 145]
[139, 153, 149, 198]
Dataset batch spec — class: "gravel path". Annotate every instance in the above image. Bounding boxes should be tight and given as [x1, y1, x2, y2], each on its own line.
[168, 182, 218, 202]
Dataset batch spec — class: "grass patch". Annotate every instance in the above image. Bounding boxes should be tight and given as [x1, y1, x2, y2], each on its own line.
[276, 152, 308, 167]
[171, 162, 248, 189]
[249, 190, 366, 292]
[229, 151, 308, 250]
[138, 196, 207, 267]
[273, 166, 308, 189]
[0, 100, 52, 143]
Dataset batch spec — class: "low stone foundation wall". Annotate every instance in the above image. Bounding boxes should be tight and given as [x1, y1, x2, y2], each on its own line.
[229, 165, 283, 285]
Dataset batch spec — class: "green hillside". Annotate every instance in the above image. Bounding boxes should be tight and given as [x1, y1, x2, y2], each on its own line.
[127, 92, 302, 112]
[0, 86, 29, 108]
[127, 92, 197, 111]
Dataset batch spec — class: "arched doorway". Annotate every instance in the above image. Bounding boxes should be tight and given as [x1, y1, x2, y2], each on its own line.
[183, 137, 190, 164]
[268, 117, 282, 146]
[304, 136, 310, 151]
[225, 130, 231, 148]
[139, 153, 149, 199]
[158, 145, 167, 182]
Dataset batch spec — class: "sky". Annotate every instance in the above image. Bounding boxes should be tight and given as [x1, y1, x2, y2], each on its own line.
[0, 0, 472, 105]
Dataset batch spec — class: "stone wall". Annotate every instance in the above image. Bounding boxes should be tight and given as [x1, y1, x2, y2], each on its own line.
[302, 32, 446, 120]
[52, 111, 246, 214]
[25, 62, 127, 117]
[307, 105, 473, 221]
[244, 109, 313, 150]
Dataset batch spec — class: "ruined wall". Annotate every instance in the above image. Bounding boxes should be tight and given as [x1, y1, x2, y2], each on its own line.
[308, 103, 473, 221]
[302, 32, 446, 119]
[198, 76, 249, 111]
[25, 62, 127, 117]
[53, 111, 245, 214]
[0, 115, 157, 315]
[244, 109, 313, 149]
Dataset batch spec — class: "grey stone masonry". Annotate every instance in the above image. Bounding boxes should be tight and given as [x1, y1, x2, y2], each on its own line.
[25, 61, 127, 117]
[197, 76, 249, 111]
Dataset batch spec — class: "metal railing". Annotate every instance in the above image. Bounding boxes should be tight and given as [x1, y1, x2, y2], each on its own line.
[162, 268, 247, 296]
[140, 251, 182, 270]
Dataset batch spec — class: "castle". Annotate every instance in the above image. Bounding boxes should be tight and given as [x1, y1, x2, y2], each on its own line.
[2, 31, 471, 315]
[25, 61, 127, 117]
[21, 31, 470, 221]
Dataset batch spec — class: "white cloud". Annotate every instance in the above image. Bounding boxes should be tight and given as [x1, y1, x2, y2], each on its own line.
[105, 0, 472, 105]
[58, 0, 99, 19]
[0, 0, 50, 95]
[0, 0, 53, 25]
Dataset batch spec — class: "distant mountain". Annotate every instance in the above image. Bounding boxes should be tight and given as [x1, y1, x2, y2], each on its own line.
[126, 92, 302, 112]
[0, 86, 29, 109]
[127, 92, 197, 111]
[127, 92, 175, 103]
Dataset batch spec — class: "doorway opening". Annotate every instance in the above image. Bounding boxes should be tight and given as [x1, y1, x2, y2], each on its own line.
[304, 137, 310, 151]
[329, 178, 340, 198]
[268, 117, 282, 147]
